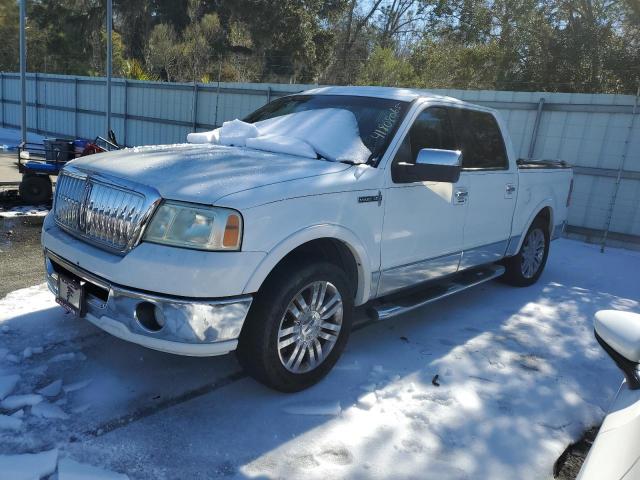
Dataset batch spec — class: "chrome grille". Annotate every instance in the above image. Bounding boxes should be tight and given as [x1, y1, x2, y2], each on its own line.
[54, 172, 85, 230]
[54, 168, 160, 254]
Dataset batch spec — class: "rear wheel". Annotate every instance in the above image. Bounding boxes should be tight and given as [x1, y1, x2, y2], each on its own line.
[237, 261, 353, 392]
[19, 174, 52, 204]
[502, 218, 550, 286]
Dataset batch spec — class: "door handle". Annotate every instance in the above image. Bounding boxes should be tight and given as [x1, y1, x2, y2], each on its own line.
[505, 183, 516, 199]
[454, 189, 468, 204]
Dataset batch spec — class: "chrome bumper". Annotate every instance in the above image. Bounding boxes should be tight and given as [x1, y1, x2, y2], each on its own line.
[44, 250, 252, 356]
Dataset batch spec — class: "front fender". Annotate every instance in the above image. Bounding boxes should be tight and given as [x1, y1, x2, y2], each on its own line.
[242, 224, 373, 306]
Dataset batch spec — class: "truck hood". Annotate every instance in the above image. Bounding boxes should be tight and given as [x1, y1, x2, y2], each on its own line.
[68, 143, 352, 205]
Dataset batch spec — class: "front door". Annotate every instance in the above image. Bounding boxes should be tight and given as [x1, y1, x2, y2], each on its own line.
[378, 106, 467, 296]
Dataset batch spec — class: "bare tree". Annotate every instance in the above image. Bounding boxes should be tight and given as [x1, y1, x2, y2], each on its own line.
[340, 0, 386, 82]
[378, 0, 428, 49]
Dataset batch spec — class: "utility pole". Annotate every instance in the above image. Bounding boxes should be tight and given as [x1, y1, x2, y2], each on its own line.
[106, 0, 112, 137]
[19, 0, 26, 144]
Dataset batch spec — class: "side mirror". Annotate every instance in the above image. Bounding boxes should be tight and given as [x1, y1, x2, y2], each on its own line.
[594, 310, 640, 390]
[395, 148, 462, 183]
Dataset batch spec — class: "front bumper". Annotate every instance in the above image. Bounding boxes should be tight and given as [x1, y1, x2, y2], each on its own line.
[45, 250, 252, 356]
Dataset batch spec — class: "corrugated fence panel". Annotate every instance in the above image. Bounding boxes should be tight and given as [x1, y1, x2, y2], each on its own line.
[0, 73, 637, 244]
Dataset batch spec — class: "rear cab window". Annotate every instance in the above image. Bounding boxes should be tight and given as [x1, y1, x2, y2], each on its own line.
[448, 109, 509, 170]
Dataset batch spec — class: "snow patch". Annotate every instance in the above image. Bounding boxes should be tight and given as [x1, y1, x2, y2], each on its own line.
[58, 458, 129, 480]
[218, 119, 259, 147]
[0, 449, 58, 480]
[31, 401, 69, 420]
[282, 401, 342, 416]
[38, 379, 63, 397]
[63, 379, 91, 394]
[5, 353, 20, 364]
[187, 109, 371, 163]
[49, 353, 81, 363]
[186, 128, 220, 144]
[1, 394, 43, 410]
[255, 109, 371, 163]
[0, 205, 49, 218]
[0, 413, 22, 431]
[22, 346, 44, 359]
[0, 374, 19, 400]
[356, 391, 378, 410]
[245, 135, 317, 159]
[71, 403, 91, 414]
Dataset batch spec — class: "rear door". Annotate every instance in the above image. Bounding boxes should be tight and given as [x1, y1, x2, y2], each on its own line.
[449, 108, 517, 269]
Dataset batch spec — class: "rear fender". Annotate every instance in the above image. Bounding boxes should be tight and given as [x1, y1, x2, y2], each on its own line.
[506, 200, 554, 256]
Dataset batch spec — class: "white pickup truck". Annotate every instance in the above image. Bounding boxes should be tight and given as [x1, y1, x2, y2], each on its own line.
[42, 86, 573, 391]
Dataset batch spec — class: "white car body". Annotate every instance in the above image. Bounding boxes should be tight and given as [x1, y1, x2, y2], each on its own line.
[577, 310, 640, 480]
[41, 86, 573, 357]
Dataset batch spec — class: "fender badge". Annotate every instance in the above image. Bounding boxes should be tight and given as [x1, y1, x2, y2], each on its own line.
[358, 191, 383, 206]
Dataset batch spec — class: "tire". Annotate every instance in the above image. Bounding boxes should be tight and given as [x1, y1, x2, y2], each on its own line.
[237, 260, 354, 392]
[501, 218, 550, 287]
[19, 174, 52, 204]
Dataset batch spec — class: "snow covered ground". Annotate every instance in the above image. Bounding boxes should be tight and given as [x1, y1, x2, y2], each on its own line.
[0, 205, 49, 218]
[0, 239, 638, 479]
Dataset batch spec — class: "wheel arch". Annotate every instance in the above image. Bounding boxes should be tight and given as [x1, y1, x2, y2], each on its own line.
[507, 201, 554, 256]
[243, 225, 373, 306]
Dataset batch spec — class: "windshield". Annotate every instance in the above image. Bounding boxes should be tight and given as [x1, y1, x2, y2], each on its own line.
[244, 95, 410, 164]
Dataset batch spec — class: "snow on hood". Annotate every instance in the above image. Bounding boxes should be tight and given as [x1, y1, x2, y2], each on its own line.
[186, 109, 372, 164]
[69, 143, 352, 206]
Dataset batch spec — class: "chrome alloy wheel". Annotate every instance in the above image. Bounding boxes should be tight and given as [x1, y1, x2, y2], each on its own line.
[521, 228, 546, 278]
[277, 281, 343, 374]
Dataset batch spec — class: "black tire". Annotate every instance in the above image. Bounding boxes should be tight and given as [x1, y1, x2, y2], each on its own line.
[501, 218, 550, 287]
[19, 174, 52, 204]
[237, 260, 354, 392]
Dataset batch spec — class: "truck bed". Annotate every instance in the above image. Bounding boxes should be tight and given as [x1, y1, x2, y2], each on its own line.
[517, 158, 571, 169]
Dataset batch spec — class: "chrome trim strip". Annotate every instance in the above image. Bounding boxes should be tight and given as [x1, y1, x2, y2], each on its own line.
[458, 239, 509, 270]
[378, 251, 462, 296]
[373, 265, 506, 320]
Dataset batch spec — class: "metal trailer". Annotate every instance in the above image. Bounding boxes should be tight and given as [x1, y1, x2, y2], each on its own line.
[17, 133, 120, 204]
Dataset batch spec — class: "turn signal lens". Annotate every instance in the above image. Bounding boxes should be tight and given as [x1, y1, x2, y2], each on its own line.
[223, 214, 241, 248]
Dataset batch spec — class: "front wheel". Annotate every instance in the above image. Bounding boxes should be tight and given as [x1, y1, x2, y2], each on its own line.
[501, 218, 550, 287]
[237, 261, 354, 392]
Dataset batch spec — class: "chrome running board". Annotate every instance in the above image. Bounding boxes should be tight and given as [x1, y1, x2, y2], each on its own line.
[369, 264, 505, 321]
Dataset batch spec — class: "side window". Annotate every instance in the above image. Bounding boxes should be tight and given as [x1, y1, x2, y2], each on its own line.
[449, 109, 508, 169]
[393, 107, 455, 165]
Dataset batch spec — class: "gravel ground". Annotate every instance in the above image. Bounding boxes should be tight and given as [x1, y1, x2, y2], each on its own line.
[554, 427, 599, 479]
[0, 215, 46, 298]
[0, 152, 22, 184]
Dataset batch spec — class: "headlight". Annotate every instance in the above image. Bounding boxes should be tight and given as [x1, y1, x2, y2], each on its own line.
[143, 201, 243, 251]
